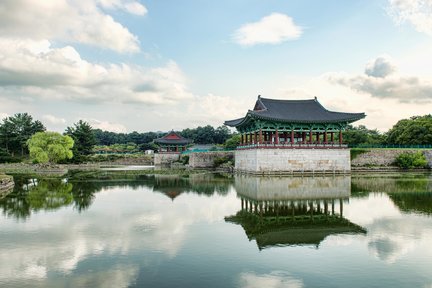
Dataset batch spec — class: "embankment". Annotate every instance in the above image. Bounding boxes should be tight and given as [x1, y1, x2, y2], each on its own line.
[351, 149, 432, 169]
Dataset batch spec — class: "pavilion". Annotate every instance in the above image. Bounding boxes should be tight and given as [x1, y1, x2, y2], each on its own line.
[154, 131, 191, 153]
[154, 131, 191, 165]
[224, 96, 365, 174]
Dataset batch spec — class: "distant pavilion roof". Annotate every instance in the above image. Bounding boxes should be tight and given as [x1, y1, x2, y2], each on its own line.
[224, 96, 365, 127]
[154, 131, 192, 145]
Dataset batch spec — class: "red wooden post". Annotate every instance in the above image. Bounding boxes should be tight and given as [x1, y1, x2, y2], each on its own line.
[175, 145, 178, 152]
[240, 134, 244, 145]
[339, 130, 343, 145]
[275, 129, 279, 144]
[309, 130, 313, 144]
[316, 132, 320, 143]
[331, 132, 334, 143]
[291, 130, 294, 144]
[259, 129, 263, 144]
[324, 131, 328, 143]
[254, 131, 257, 144]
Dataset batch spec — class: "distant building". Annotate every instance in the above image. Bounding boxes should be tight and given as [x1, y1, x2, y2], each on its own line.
[154, 131, 192, 165]
[224, 96, 365, 174]
[154, 131, 192, 153]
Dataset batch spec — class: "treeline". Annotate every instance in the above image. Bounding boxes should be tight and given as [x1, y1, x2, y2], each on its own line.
[343, 115, 432, 146]
[0, 112, 431, 163]
[93, 125, 232, 146]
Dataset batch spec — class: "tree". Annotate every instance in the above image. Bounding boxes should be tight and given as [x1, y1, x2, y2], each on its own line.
[386, 115, 432, 145]
[224, 134, 240, 150]
[65, 120, 96, 162]
[27, 132, 74, 164]
[0, 113, 45, 156]
[343, 125, 386, 146]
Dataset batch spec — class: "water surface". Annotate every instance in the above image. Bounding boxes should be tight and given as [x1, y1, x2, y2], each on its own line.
[1, 171, 432, 288]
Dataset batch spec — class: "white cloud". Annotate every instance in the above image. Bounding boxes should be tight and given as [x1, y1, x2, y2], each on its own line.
[387, 0, 432, 36]
[233, 13, 302, 46]
[0, 0, 143, 53]
[326, 55, 432, 102]
[88, 119, 127, 133]
[0, 39, 193, 105]
[239, 271, 304, 288]
[42, 115, 66, 125]
[98, 0, 147, 15]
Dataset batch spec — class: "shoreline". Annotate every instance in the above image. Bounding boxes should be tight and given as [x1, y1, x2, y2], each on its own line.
[0, 162, 430, 177]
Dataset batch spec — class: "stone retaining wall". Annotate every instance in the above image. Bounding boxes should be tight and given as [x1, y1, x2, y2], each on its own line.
[235, 148, 351, 174]
[154, 153, 180, 166]
[189, 151, 234, 168]
[0, 175, 14, 195]
[352, 149, 432, 167]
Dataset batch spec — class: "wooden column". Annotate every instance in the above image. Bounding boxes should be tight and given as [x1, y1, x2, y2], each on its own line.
[331, 132, 334, 143]
[316, 132, 320, 143]
[240, 134, 244, 145]
[309, 130, 313, 144]
[324, 131, 328, 144]
[259, 129, 263, 144]
[275, 129, 279, 144]
[290, 130, 294, 144]
[339, 130, 343, 145]
[175, 145, 178, 152]
[254, 131, 257, 144]
[302, 132, 306, 143]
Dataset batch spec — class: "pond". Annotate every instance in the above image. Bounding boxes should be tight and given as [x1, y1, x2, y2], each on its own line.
[1, 171, 432, 288]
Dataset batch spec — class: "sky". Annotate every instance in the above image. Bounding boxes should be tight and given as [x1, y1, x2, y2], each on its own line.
[0, 0, 431, 133]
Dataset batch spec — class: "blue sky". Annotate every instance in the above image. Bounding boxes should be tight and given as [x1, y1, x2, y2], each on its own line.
[0, 0, 431, 132]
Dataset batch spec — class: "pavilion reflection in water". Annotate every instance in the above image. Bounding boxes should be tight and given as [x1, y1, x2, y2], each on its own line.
[226, 175, 366, 250]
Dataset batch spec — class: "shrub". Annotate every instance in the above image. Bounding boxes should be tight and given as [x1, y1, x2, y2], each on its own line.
[213, 155, 234, 168]
[395, 151, 428, 169]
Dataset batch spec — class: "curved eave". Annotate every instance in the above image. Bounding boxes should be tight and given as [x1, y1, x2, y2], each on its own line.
[225, 112, 365, 127]
[154, 139, 192, 145]
[250, 112, 366, 124]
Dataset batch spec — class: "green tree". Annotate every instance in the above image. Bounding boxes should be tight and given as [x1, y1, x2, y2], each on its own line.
[27, 132, 74, 164]
[387, 115, 432, 145]
[65, 120, 96, 162]
[224, 134, 240, 150]
[343, 125, 386, 146]
[0, 113, 45, 156]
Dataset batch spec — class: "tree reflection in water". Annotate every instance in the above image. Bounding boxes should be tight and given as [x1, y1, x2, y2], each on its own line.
[0, 172, 233, 219]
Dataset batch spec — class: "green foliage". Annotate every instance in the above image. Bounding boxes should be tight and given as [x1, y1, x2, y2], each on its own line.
[93, 143, 140, 154]
[343, 125, 386, 146]
[0, 113, 45, 157]
[65, 120, 96, 163]
[27, 132, 74, 164]
[395, 152, 428, 169]
[93, 129, 161, 146]
[181, 155, 190, 165]
[387, 115, 432, 145]
[213, 155, 234, 168]
[181, 125, 232, 144]
[224, 134, 240, 150]
[0, 148, 21, 163]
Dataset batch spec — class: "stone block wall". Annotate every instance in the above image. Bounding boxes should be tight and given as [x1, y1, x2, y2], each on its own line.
[351, 149, 432, 167]
[235, 148, 350, 174]
[189, 151, 234, 168]
[235, 175, 351, 200]
[154, 153, 180, 166]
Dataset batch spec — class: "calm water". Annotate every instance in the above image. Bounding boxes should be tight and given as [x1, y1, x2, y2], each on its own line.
[1, 171, 432, 288]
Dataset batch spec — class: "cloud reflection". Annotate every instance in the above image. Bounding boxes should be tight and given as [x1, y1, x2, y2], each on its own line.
[239, 271, 304, 288]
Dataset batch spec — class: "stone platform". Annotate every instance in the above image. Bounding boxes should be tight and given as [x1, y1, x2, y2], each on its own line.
[235, 148, 350, 174]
